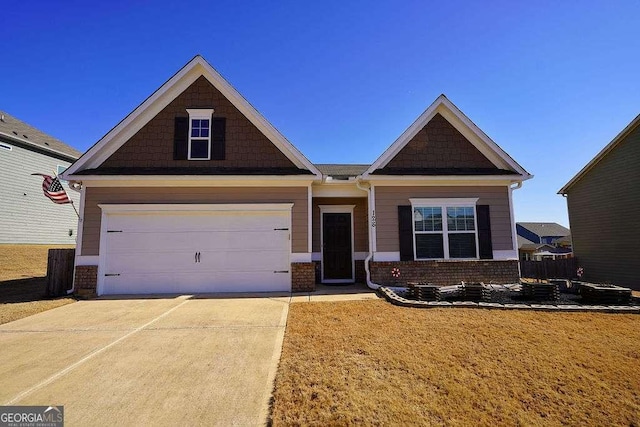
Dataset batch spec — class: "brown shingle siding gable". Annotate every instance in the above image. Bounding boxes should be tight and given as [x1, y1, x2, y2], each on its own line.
[382, 113, 498, 171]
[99, 76, 297, 170]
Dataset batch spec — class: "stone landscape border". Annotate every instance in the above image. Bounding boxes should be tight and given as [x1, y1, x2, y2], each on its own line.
[377, 287, 640, 314]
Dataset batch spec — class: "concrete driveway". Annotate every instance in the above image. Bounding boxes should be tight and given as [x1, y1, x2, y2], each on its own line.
[0, 294, 289, 426]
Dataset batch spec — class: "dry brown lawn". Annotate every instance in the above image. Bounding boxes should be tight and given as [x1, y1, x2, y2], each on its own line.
[271, 300, 640, 426]
[0, 244, 75, 324]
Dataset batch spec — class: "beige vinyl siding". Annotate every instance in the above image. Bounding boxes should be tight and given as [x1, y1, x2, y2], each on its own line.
[566, 122, 640, 289]
[81, 186, 308, 256]
[0, 140, 78, 244]
[312, 197, 369, 253]
[374, 186, 513, 252]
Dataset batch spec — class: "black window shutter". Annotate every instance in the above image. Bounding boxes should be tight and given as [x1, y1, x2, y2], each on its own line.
[173, 117, 189, 160]
[476, 205, 493, 259]
[398, 205, 414, 261]
[211, 117, 226, 160]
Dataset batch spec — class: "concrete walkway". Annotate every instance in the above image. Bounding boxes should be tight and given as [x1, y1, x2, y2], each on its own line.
[0, 295, 289, 426]
[291, 283, 379, 302]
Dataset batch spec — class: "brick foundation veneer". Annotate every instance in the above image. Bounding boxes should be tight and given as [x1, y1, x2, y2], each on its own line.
[355, 260, 366, 284]
[74, 265, 98, 298]
[370, 260, 519, 287]
[292, 262, 315, 292]
[312, 260, 367, 284]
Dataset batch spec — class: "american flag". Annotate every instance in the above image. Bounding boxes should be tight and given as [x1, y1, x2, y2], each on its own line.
[33, 174, 71, 204]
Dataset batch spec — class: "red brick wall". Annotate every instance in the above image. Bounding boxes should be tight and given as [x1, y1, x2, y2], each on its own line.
[312, 260, 367, 284]
[355, 260, 366, 284]
[74, 265, 98, 298]
[292, 262, 315, 292]
[370, 260, 519, 286]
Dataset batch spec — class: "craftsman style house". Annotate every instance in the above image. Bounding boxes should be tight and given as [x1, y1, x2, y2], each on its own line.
[64, 56, 531, 297]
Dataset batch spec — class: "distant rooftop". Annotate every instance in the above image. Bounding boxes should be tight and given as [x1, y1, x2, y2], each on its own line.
[517, 234, 543, 250]
[517, 222, 570, 237]
[0, 110, 80, 159]
[315, 164, 370, 179]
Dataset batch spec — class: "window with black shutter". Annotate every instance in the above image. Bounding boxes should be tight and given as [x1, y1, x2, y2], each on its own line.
[406, 198, 485, 260]
[173, 117, 189, 160]
[211, 118, 226, 160]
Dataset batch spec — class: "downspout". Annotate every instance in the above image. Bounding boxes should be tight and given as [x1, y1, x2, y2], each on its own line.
[356, 178, 381, 290]
[509, 181, 523, 279]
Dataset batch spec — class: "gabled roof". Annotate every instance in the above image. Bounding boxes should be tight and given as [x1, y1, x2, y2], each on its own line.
[517, 222, 570, 237]
[517, 234, 539, 249]
[65, 55, 321, 179]
[362, 95, 531, 180]
[0, 110, 80, 160]
[559, 113, 640, 194]
[552, 235, 572, 245]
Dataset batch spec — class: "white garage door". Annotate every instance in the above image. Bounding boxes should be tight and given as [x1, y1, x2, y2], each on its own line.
[98, 204, 292, 295]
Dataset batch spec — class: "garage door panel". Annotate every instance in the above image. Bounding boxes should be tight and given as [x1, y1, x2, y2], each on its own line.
[199, 249, 289, 271]
[105, 251, 197, 273]
[106, 250, 289, 274]
[106, 230, 289, 252]
[107, 232, 203, 252]
[206, 231, 289, 251]
[103, 271, 289, 294]
[107, 212, 289, 232]
[100, 206, 292, 295]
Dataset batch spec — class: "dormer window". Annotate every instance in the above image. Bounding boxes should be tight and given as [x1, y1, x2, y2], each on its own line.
[187, 109, 214, 160]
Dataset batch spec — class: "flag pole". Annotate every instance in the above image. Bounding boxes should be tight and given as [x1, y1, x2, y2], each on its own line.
[53, 169, 80, 219]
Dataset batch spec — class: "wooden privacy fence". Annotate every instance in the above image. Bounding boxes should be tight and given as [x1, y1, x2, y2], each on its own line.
[46, 248, 75, 297]
[519, 258, 578, 280]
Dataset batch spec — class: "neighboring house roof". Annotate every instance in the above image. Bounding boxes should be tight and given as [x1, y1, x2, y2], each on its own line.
[517, 235, 546, 251]
[552, 235, 572, 245]
[517, 234, 536, 248]
[0, 110, 80, 160]
[64, 55, 321, 179]
[362, 95, 532, 180]
[517, 222, 570, 238]
[559, 113, 640, 194]
[315, 164, 370, 179]
[533, 248, 573, 256]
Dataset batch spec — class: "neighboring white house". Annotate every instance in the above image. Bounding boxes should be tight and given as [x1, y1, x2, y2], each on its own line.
[0, 111, 81, 244]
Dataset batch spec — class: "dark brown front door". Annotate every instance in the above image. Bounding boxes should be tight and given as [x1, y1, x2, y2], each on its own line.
[322, 212, 353, 281]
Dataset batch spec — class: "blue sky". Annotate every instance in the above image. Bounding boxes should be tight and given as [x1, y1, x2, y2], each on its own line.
[2, 1, 639, 227]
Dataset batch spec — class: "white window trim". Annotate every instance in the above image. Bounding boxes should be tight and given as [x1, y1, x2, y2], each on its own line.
[187, 108, 214, 160]
[409, 198, 480, 261]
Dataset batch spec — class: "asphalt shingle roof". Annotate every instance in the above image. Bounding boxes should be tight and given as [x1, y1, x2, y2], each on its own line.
[0, 111, 81, 159]
[314, 164, 370, 178]
[517, 235, 541, 250]
[517, 222, 570, 238]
